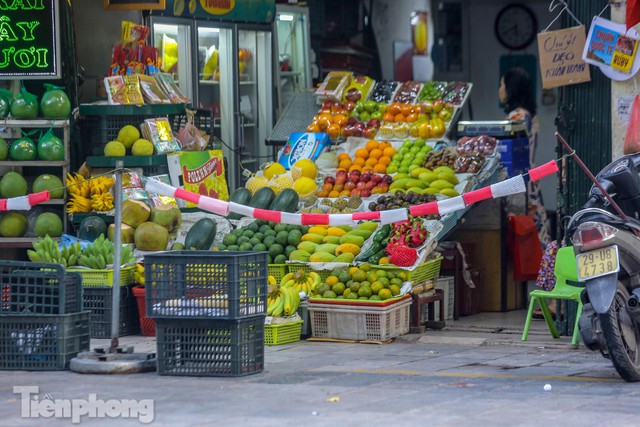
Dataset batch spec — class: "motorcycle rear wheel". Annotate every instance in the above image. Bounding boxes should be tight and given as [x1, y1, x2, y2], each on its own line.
[599, 283, 640, 382]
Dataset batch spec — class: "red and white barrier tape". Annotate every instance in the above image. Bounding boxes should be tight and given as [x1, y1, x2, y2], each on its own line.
[0, 191, 50, 211]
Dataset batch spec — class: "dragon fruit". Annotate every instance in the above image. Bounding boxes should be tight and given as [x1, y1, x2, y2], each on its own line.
[388, 217, 429, 248]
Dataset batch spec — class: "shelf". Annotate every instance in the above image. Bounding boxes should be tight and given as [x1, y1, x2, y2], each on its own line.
[199, 80, 219, 85]
[0, 118, 70, 128]
[86, 155, 168, 168]
[79, 103, 188, 116]
[41, 199, 66, 206]
[0, 236, 60, 248]
[240, 81, 255, 85]
[70, 212, 113, 225]
[0, 160, 68, 167]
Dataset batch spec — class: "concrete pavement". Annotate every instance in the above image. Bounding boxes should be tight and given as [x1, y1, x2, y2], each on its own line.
[1, 310, 638, 427]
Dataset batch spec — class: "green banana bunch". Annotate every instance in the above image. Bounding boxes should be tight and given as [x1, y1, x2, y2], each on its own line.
[27, 235, 79, 267]
[77, 234, 136, 269]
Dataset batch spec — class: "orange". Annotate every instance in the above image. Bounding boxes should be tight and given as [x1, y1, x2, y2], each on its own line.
[401, 104, 412, 116]
[406, 113, 418, 123]
[369, 148, 383, 159]
[316, 116, 331, 131]
[383, 147, 396, 157]
[327, 123, 341, 139]
[378, 155, 391, 166]
[365, 140, 379, 151]
[333, 114, 348, 126]
[388, 103, 402, 116]
[378, 141, 390, 150]
[338, 159, 352, 170]
[382, 112, 395, 123]
[394, 113, 406, 123]
[329, 190, 340, 198]
[353, 157, 366, 167]
[338, 153, 351, 162]
[348, 164, 362, 173]
[306, 123, 320, 132]
[373, 164, 386, 173]
[365, 157, 378, 167]
[318, 112, 333, 122]
[355, 148, 369, 159]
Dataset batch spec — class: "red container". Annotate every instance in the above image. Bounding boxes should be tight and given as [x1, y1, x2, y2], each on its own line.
[132, 285, 155, 337]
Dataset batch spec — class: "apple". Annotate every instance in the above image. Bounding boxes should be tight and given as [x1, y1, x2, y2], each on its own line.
[331, 102, 343, 113]
[372, 174, 383, 184]
[377, 183, 389, 192]
[356, 181, 367, 190]
[323, 100, 333, 110]
[359, 111, 371, 122]
[317, 190, 329, 197]
[347, 117, 358, 126]
[344, 88, 362, 102]
[360, 173, 371, 183]
[355, 101, 366, 113]
[353, 122, 365, 135]
[362, 126, 377, 139]
[324, 176, 336, 185]
[367, 118, 381, 128]
[377, 102, 388, 114]
[365, 181, 377, 190]
[364, 100, 377, 113]
[333, 183, 344, 192]
[341, 126, 353, 138]
[322, 183, 333, 192]
[344, 181, 356, 191]
[344, 101, 355, 112]
[336, 170, 348, 179]
[350, 189, 362, 197]
[370, 111, 383, 120]
[361, 189, 372, 197]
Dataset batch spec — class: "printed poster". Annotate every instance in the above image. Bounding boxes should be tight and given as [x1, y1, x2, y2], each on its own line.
[583, 16, 640, 80]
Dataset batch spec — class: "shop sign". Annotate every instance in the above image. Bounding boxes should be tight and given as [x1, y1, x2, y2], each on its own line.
[582, 16, 640, 81]
[161, 0, 274, 24]
[0, 0, 60, 79]
[537, 25, 590, 89]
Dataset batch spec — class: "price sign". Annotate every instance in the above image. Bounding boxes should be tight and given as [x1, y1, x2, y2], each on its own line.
[0, 0, 60, 79]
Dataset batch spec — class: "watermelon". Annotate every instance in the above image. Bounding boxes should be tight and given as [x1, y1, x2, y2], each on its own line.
[78, 216, 108, 242]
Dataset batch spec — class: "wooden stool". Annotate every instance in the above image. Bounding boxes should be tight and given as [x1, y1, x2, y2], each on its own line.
[410, 289, 445, 333]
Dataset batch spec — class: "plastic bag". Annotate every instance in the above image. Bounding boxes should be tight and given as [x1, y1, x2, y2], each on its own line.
[176, 109, 207, 151]
[624, 95, 640, 155]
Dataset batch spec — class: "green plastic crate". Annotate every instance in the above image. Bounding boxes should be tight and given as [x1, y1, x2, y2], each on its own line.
[268, 264, 288, 283]
[372, 257, 442, 285]
[67, 266, 134, 287]
[264, 320, 303, 346]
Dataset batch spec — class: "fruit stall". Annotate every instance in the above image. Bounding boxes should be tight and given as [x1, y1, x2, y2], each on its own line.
[0, 47, 563, 374]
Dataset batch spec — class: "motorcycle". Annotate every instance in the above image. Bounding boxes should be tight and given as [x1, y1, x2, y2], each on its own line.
[566, 152, 640, 382]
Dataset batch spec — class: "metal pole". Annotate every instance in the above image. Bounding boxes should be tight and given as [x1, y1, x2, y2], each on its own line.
[110, 160, 123, 352]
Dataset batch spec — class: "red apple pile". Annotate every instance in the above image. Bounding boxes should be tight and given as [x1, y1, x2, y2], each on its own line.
[317, 170, 392, 198]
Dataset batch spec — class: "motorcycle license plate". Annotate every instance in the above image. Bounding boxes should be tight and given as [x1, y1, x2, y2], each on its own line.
[576, 245, 620, 281]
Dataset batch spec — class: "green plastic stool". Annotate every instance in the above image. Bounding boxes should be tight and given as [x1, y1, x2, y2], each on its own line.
[522, 246, 584, 346]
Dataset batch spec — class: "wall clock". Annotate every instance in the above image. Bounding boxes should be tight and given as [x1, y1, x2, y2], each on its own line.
[494, 4, 538, 50]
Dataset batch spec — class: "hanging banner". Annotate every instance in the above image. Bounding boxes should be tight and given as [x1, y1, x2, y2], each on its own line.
[537, 25, 591, 89]
[582, 16, 640, 81]
[158, 0, 275, 24]
[0, 0, 60, 79]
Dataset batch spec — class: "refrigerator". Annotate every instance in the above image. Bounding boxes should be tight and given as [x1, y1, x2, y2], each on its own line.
[147, 3, 276, 190]
[275, 4, 312, 119]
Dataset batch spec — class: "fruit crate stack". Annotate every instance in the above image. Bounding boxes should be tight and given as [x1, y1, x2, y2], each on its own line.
[145, 251, 267, 377]
[0, 262, 90, 370]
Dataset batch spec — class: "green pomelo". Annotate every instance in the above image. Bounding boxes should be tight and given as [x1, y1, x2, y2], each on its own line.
[34, 212, 63, 237]
[117, 125, 140, 149]
[0, 172, 27, 198]
[0, 212, 28, 237]
[0, 138, 7, 160]
[32, 174, 64, 199]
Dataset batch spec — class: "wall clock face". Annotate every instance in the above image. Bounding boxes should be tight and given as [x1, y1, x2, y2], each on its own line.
[495, 4, 538, 50]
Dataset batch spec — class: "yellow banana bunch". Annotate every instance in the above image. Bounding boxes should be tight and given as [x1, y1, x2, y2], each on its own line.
[90, 176, 114, 196]
[266, 286, 300, 317]
[91, 192, 114, 211]
[66, 193, 93, 213]
[134, 263, 145, 286]
[66, 173, 91, 198]
[280, 270, 320, 296]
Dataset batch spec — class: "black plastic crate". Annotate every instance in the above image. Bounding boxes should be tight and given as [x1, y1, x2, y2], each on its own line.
[145, 251, 268, 319]
[0, 311, 90, 370]
[84, 285, 139, 338]
[0, 262, 83, 316]
[156, 316, 264, 377]
[80, 114, 152, 156]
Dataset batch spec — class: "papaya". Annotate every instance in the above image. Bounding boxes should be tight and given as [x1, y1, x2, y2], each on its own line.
[335, 243, 361, 256]
[308, 226, 328, 236]
[439, 188, 460, 197]
[314, 243, 339, 254]
[322, 235, 342, 245]
[309, 252, 336, 263]
[339, 234, 365, 246]
[184, 218, 217, 250]
[405, 179, 427, 189]
[437, 172, 459, 185]
[326, 226, 347, 237]
[269, 188, 299, 213]
[289, 250, 311, 262]
[297, 241, 318, 253]
[249, 187, 276, 209]
[357, 222, 378, 233]
[347, 229, 373, 240]
[301, 233, 324, 244]
[228, 187, 252, 219]
[334, 253, 355, 263]
[433, 165, 455, 175]
[429, 179, 454, 190]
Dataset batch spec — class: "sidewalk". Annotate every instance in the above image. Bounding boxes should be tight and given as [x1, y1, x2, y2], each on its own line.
[3, 310, 632, 427]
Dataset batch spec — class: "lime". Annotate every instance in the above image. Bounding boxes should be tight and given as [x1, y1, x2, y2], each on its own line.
[332, 282, 346, 295]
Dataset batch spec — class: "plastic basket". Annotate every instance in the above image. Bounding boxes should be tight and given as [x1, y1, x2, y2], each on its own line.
[264, 320, 303, 346]
[145, 251, 267, 319]
[308, 297, 411, 341]
[286, 264, 332, 281]
[372, 257, 442, 286]
[83, 285, 138, 338]
[0, 262, 83, 316]
[67, 266, 135, 287]
[268, 264, 288, 283]
[132, 285, 155, 337]
[155, 315, 264, 377]
[0, 311, 90, 370]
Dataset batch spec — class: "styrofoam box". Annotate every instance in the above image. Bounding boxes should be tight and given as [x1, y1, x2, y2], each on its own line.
[424, 276, 455, 321]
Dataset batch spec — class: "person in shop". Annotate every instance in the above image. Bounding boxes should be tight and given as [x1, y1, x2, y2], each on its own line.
[499, 67, 556, 319]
